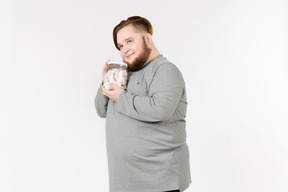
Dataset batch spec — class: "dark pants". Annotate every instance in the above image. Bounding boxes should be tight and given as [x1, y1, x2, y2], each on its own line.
[163, 190, 180, 192]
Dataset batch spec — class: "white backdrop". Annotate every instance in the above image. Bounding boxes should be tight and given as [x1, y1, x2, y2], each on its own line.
[1, 0, 288, 191]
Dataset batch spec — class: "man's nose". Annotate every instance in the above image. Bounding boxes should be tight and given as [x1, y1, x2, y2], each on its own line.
[123, 45, 130, 53]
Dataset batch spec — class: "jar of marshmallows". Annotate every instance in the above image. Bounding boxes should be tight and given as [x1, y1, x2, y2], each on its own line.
[103, 60, 128, 90]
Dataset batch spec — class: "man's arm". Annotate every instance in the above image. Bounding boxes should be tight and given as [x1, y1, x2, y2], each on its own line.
[115, 63, 186, 122]
[94, 84, 109, 118]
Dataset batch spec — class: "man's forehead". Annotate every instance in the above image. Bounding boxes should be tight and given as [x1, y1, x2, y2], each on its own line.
[117, 26, 139, 42]
[118, 25, 137, 36]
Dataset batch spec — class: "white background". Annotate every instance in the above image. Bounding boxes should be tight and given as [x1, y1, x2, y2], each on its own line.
[1, 0, 288, 191]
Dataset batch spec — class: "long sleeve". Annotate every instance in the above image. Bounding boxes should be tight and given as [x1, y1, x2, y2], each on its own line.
[94, 84, 109, 118]
[103, 55, 191, 192]
[115, 63, 186, 122]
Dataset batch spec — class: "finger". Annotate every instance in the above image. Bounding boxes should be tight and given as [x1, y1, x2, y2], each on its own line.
[102, 84, 113, 92]
[110, 83, 123, 91]
[109, 83, 115, 88]
[101, 86, 109, 96]
[103, 60, 109, 72]
[105, 59, 111, 65]
[106, 83, 114, 90]
[102, 60, 111, 81]
[104, 60, 110, 70]
[101, 85, 106, 91]
[101, 90, 110, 98]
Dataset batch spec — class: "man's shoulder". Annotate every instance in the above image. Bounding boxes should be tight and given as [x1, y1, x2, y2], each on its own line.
[148, 55, 176, 71]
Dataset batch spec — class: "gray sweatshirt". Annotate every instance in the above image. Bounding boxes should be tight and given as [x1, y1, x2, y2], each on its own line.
[95, 55, 191, 192]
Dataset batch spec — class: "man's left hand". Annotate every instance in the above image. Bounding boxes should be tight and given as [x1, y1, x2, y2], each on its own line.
[101, 83, 124, 102]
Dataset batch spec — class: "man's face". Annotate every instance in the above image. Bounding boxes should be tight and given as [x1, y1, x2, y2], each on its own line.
[117, 25, 151, 71]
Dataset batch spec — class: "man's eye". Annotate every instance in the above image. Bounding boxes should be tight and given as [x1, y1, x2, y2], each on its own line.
[128, 40, 132, 44]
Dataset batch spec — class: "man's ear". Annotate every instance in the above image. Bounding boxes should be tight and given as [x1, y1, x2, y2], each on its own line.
[145, 33, 152, 44]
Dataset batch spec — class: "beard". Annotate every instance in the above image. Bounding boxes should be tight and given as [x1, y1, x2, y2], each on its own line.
[125, 39, 151, 72]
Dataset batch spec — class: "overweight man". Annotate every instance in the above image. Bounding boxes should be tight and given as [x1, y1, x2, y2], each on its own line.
[95, 16, 191, 192]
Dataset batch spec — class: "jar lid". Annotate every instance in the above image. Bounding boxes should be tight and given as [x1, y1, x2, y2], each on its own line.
[108, 60, 128, 67]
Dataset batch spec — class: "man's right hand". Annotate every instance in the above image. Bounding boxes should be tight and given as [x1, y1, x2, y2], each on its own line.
[102, 60, 110, 82]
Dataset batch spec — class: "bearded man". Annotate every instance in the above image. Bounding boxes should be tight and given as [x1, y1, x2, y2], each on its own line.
[95, 16, 191, 192]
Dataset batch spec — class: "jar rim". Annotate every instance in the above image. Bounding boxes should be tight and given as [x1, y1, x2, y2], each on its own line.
[108, 60, 127, 67]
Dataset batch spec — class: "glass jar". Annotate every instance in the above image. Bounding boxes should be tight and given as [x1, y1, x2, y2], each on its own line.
[103, 60, 128, 90]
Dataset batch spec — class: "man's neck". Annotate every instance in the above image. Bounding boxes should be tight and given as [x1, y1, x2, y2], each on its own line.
[146, 48, 160, 65]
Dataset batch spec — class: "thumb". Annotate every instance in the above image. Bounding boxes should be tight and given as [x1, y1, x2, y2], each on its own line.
[109, 83, 117, 89]
[109, 83, 123, 91]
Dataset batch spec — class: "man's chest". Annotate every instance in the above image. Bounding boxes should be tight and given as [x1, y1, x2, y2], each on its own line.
[126, 70, 153, 96]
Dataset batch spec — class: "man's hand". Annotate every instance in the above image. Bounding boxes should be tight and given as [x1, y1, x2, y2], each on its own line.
[101, 83, 124, 102]
[102, 60, 110, 82]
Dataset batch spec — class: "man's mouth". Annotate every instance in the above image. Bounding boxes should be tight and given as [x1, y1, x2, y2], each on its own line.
[126, 53, 134, 59]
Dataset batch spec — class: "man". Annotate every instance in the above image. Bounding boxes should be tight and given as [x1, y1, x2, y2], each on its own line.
[95, 16, 191, 192]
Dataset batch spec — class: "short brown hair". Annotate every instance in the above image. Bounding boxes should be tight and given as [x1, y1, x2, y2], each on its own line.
[113, 16, 153, 50]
